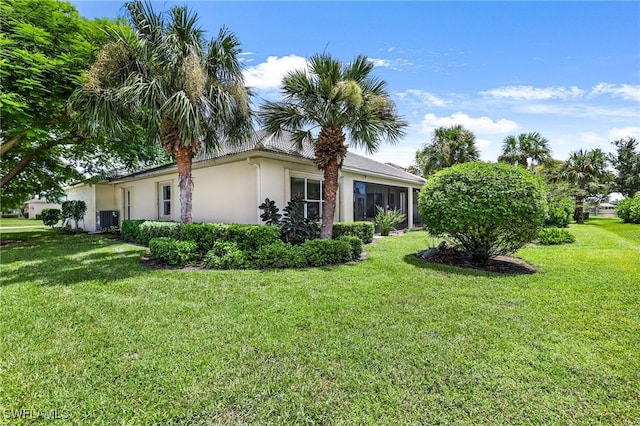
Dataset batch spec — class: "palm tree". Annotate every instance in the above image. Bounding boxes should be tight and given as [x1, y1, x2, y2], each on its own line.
[563, 148, 610, 224]
[409, 125, 479, 177]
[69, 0, 252, 224]
[498, 132, 552, 170]
[259, 54, 407, 239]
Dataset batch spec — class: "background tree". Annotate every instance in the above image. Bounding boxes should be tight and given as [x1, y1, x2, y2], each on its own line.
[498, 132, 552, 170]
[259, 54, 407, 239]
[609, 137, 640, 197]
[408, 125, 479, 177]
[562, 148, 610, 224]
[0, 0, 166, 209]
[70, 0, 252, 224]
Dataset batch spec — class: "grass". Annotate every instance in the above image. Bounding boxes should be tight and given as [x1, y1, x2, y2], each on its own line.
[0, 218, 638, 425]
[0, 217, 45, 229]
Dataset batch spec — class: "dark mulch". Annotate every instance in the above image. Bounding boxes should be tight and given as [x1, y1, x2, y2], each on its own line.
[0, 239, 24, 246]
[416, 245, 536, 275]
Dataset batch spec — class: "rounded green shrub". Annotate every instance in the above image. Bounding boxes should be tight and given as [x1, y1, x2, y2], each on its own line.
[254, 240, 306, 269]
[149, 237, 199, 267]
[418, 162, 547, 264]
[203, 241, 249, 270]
[338, 236, 363, 260]
[616, 193, 640, 224]
[302, 239, 353, 266]
[538, 228, 576, 245]
[41, 208, 61, 227]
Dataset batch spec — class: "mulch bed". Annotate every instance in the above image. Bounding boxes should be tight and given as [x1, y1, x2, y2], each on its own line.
[416, 245, 536, 275]
[0, 239, 24, 246]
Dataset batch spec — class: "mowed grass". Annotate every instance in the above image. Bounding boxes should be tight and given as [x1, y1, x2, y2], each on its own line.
[0, 218, 638, 425]
[0, 217, 45, 229]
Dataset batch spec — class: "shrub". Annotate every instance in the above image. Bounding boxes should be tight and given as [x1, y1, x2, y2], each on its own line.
[121, 220, 147, 243]
[538, 228, 576, 245]
[149, 237, 199, 267]
[258, 198, 282, 226]
[545, 206, 572, 228]
[280, 197, 320, 245]
[61, 200, 87, 230]
[1, 213, 19, 218]
[138, 221, 182, 245]
[374, 206, 406, 236]
[616, 193, 640, 224]
[35, 213, 43, 220]
[254, 240, 306, 269]
[332, 222, 375, 244]
[418, 162, 547, 264]
[226, 224, 281, 252]
[41, 208, 61, 227]
[182, 223, 228, 253]
[338, 236, 363, 260]
[302, 239, 353, 267]
[202, 241, 249, 270]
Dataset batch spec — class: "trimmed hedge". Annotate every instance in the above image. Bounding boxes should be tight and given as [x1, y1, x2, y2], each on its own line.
[302, 238, 353, 267]
[121, 220, 147, 244]
[253, 240, 306, 269]
[538, 228, 576, 245]
[149, 237, 199, 267]
[332, 221, 375, 244]
[226, 224, 281, 252]
[182, 223, 228, 253]
[202, 241, 250, 270]
[616, 193, 640, 224]
[338, 235, 363, 260]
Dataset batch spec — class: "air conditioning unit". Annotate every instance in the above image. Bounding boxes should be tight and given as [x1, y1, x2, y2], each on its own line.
[96, 210, 120, 230]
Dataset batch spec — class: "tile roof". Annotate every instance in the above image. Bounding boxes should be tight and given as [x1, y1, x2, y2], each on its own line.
[113, 130, 426, 184]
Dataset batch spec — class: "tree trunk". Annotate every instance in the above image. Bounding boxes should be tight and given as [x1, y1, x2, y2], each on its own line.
[175, 147, 194, 224]
[320, 158, 340, 239]
[0, 131, 27, 157]
[575, 195, 584, 224]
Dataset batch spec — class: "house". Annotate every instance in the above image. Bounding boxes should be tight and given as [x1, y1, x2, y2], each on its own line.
[65, 130, 426, 232]
[23, 198, 62, 219]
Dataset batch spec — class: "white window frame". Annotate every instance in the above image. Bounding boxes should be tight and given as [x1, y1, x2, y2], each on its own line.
[290, 175, 324, 220]
[158, 182, 172, 220]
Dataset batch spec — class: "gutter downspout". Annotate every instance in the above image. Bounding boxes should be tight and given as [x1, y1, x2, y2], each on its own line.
[247, 157, 261, 224]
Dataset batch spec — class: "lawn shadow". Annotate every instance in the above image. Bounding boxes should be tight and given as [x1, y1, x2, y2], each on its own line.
[402, 252, 536, 277]
[0, 232, 150, 287]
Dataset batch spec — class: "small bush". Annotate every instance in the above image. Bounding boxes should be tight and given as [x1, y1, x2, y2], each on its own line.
[332, 222, 375, 244]
[538, 228, 576, 245]
[226, 224, 281, 252]
[61, 200, 87, 230]
[375, 206, 406, 236]
[121, 220, 147, 243]
[338, 236, 363, 260]
[1, 213, 19, 218]
[41, 208, 61, 227]
[35, 213, 43, 220]
[202, 241, 249, 270]
[149, 237, 199, 267]
[302, 239, 353, 267]
[138, 221, 182, 245]
[254, 240, 306, 269]
[616, 193, 640, 224]
[280, 197, 320, 245]
[182, 223, 228, 253]
[258, 198, 282, 226]
[545, 206, 572, 228]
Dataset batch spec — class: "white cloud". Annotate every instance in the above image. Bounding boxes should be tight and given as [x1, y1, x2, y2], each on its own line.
[476, 138, 492, 149]
[578, 127, 640, 147]
[396, 89, 448, 107]
[243, 55, 308, 90]
[480, 85, 585, 101]
[367, 57, 414, 71]
[420, 112, 520, 135]
[590, 83, 640, 102]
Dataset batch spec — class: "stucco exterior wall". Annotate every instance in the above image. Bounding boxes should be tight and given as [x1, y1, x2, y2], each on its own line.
[25, 201, 62, 219]
[65, 185, 97, 230]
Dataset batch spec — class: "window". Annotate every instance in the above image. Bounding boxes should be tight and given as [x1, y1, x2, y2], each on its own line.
[158, 183, 171, 219]
[353, 181, 408, 225]
[125, 189, 132, 220]
[291, 177, 324, 220]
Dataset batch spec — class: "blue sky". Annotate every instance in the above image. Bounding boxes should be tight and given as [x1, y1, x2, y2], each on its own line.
[72, 1, 640, 168]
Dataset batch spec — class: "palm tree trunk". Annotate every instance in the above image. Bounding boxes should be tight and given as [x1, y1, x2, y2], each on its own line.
[575, 195, 585, 224]
[320, 158, 339, 239]
[175, 147, 194, 224]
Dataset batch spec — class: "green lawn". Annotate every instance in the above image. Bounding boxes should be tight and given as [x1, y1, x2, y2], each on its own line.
[1, 218, 638, 425]
[0, 217, 45, 229]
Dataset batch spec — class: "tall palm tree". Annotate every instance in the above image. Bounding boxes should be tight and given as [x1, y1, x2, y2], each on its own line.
[259, 54, 407, 239]
[69, 0, 252, 224]
[563, 148, 610, 224]
[498, 132, 552, 170]
[409, 125, 479, 177]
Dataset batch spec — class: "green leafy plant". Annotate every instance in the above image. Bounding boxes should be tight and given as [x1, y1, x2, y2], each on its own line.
[538, 228, 576, 245]
[418, 162, 547, 264]
[149, 237, 199, 267]
[338, 236, 363, 260]
[226, 224, 281, 253]
[258, 198, 282, 226]
[280, 197, 320, 245]
[61, 200, 87, 230]
[616, 193, 640, 224]
[41, 208, 61, 228]
[254, 240, 306, 269]
[182, 223, 228, 253]
[121, 220, 147, 243]
[374, 206, 406, 236]
[302, 238, 353, 266]
[138, 221, 182, 245]
[202, 241, 249, 270]
[332, 222, 375, 244]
